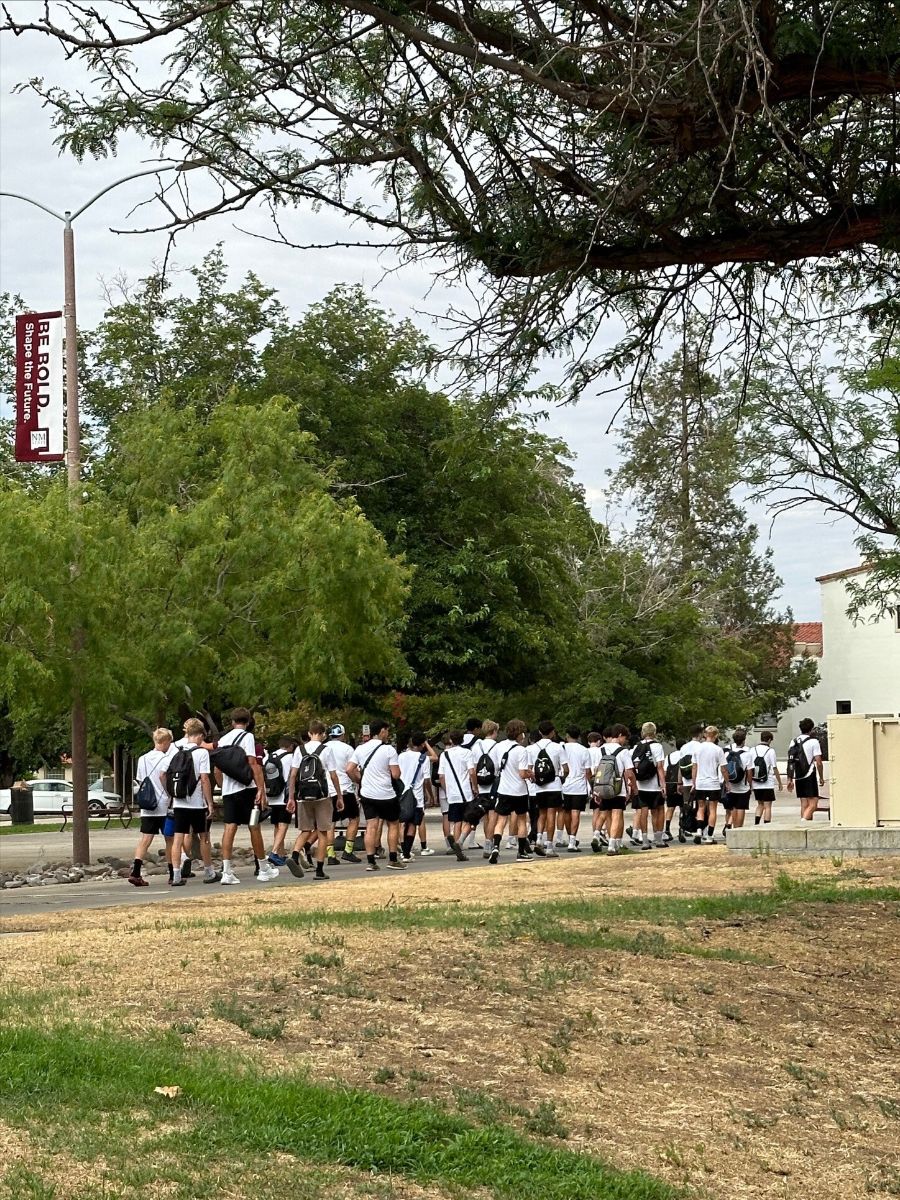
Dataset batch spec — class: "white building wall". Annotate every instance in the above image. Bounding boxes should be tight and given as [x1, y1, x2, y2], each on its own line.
[768, 570, 900, 757]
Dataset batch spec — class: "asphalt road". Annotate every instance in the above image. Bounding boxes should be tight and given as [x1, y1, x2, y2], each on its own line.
[0, 800, 811, 920]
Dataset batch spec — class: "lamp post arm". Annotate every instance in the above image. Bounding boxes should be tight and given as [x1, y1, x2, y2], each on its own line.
[0, 190, 66, 222]
[67, 162, 184, 222]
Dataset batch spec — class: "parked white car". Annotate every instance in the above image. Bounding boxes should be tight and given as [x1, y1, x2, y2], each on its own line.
[0, 779, 124, 817]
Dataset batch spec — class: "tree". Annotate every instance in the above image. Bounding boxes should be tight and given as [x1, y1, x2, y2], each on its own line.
[610, 331, 818, 725]
[744, 320, 900, 617]
[3, 1, 897, 389]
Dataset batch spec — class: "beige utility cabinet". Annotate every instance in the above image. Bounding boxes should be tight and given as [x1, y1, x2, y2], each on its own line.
[829, 714, 900, 826]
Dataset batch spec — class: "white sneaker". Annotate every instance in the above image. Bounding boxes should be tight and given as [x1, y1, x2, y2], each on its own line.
[506, 838, 517, 849]
[256, 865, 279, 881]
[419, 847, 435, 856]
[220, 871, 240, 885]
[701, 834, 715, 844]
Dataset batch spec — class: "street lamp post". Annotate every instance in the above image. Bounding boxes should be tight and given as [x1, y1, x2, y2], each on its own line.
[1, 162, 203, 865]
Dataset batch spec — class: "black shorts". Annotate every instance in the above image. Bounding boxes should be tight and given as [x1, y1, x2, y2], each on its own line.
[724, 792, 751, 811]
[599, 794, 626, 811]
[477, 792, 495, 812]
[222, 788, 256, 826]
[447, 801, 467, 823]
[361, 794, 400, 823]
[694, 789, 723, 806]
[269, 804, 290, 826]
[637, 789, 663, 808]
[173, 807, 208, 835]
[139, 816, 166, 835]
[796, 774, 819, 799]
[562, 794, 587, 812]
[337, 792, 359, 822]
[495, 792, 529, 817]
[535, 790, 562, 810]
[754, 788, 775, 804]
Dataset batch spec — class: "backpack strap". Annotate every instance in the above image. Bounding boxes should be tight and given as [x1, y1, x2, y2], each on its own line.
[443, 749, 466, 798]
[359, 741, 388, 786]
[409, 752, 427, 791]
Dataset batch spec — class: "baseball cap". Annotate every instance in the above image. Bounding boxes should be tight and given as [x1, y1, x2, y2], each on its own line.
[328, 723, 345, 737]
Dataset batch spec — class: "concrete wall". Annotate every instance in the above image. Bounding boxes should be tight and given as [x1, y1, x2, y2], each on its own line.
[767, 571, 900, 757]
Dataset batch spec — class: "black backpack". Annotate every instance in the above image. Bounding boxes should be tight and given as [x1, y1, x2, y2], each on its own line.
[532, 744, 556, 787]
[664, 754, 680, 786]
[725, 748, 746, 785]
[296, 743, 327, 801]
[631, 741, 657, 782]
[263, 750, 289, 799]
[136, 774, 159, 810]
[210, 730, 254, 786]
[786, 736, 812, 781]
[166, 744, 199, 799]
[474, 740, 495, 791]
[752, 747, 769, 784]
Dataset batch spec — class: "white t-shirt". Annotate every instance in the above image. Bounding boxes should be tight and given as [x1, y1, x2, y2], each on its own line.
[490, 739, 528, 797]
[351, 740, 399, 801]
[328, 740, 356, 794]
[172, 739, 211, 809]
[678, 739, 704, 788]
[790, 736, 822, 780]
[728, 746, 756, 796]
[562, 742, 591, 796]
[217, 727, 258, 796]
[398, 749, 429, 805]
[752, 744, 778, 790]
[634, 740, 665, 792]
[439, 746, 474, 804]
[467, 736, 496, 794]
[527, 738, 565, 793]
[588, 745, 603, 772]
[601, 742, 634, 791]
[694, 742, 727, 791]
[292, 740, 338, 797]
[136, 746, 176, 815]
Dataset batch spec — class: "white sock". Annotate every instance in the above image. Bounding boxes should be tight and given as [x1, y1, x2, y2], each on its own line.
[181, 851, 190, 866]
[654, 831, 663, 845]
[223, 858, 232, 874]
[172, 867, 181, 881]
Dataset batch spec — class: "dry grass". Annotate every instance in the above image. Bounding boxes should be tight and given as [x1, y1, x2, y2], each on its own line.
[3, 850, 900, 1200]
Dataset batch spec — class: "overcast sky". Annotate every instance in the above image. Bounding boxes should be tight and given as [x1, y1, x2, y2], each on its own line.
[0, 11, 860, 620]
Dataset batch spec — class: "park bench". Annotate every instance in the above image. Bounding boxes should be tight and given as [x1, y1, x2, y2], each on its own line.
[59, 797, 133, 833]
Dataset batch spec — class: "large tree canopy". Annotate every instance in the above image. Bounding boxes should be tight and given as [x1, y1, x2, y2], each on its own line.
[4, 1, 898, 386]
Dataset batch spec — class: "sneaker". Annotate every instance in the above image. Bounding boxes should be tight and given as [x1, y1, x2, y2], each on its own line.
[220, 871, 240, 885]
[386, 860, 406, 870]
[312, 872, 329, 882]
[181, 860, 193, 879]
[506, 838, 517, 849]
[489, 847, 500, 864]
[257, 865, 280, 881]
[203, 871, 222, 884]
[401, 854, 412, 863]
[678, 831, 687, 843]
[342, 851, 362, 864]
[419, 847, 435, 856]
[532, 844, 547, 857]
[169, 878, 186, 887]
[701, 834, 715, 844]
[375, 847, 386, 859]
[590, 835, 601, 854]
[482, 848, 491, 859]
[554, 836, 567, 848]
[286, 857, 305, 878]
[567, 844, 581, 853]
[606, 848, 619, 857]
[662, 831, 672, 843]
[694, 834, 702, 845]
[639, 840, 654, 850]
[127, 874, 149, 888]
[303, 850, 315, 868]
[365, 862, 380, 872]
[267, 852, 286, 866]
[327, 854, 341, 865]
[516, 851, 534, 862]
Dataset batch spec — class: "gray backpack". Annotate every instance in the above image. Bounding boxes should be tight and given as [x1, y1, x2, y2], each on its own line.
[592, 749, 622, 801]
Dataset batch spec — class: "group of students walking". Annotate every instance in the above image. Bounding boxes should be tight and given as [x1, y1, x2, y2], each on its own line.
[126, 709, 826, 886]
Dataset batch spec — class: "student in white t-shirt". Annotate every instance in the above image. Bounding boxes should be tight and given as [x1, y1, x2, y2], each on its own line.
[723, 727, 755, 833]
[665, 723, 704, 842]
[628, 721, 666, 849]
[465, 719, 499, 855]
[215, 708, 275, 885]
[488, 719, 533, 863]
[591, 725, 636, 855]
[347, 720, 404, 871]
[787, 717, 825, 822]
[561, 728, 592, 851]
[164, 718, 218, 885]
[287, 721, 343, 882]
[326, 725, 363, 863]
[691, 725, 729, 843]
[752, 731, 781, 825]
[438, 729, 475, 860]
[586, 731, 607, 845]
[398, 730, 439, 862]
[527, 720, 566, 856]
[265, 735, 297, 867]
[128, 728, 176, 887]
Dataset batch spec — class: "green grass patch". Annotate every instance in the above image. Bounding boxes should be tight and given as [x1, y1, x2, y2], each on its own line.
[209, 995, 286, 1041]
[0, 1023, 677, 1200]
[0, 819, 111, 836]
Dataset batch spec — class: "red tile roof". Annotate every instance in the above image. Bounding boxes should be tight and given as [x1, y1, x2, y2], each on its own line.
[793, 621, 823, 654]
[815, 563, 871, 584]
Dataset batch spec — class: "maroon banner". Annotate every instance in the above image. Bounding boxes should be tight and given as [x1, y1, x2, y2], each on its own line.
[15, 310, 64, 463]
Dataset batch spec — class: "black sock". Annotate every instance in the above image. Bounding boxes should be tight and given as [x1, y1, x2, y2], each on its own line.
[367, 853, 376, 865]
[764, 818, 771, 824]
[167, 863, 174, 880]
[291, 851, 300, 863]
[419, 839, 427, 850]
[493, 833, 502, 848]
[664, 820, 671, 834]
[315, 862, 325, 876]
[518, 837, 530, 854]
[389, 851, 398, 862]
[132, 858, 142, 877]
[754, 814, 761, 825]
[401, 835, 414, 858]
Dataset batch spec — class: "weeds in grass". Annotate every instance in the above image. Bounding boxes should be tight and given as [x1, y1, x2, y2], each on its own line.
[525, 1100, 569, 1140]
[303, 951, 344, 969]
[718, 1005, 746, 1024]
[210, 995, 285, 1041]
[536, 1050, 568, 1076]
[783, 1061, 826, 1089]
[373, 1066, 396, 1084]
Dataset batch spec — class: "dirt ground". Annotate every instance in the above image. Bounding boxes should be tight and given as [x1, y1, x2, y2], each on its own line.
[3, 850, 900, 1200]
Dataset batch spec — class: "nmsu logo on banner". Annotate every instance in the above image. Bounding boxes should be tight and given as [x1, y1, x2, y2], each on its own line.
[15, 310, 64, 463]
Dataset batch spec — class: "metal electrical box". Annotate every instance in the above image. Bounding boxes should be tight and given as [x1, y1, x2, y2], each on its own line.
[829, 714, 900, 827]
